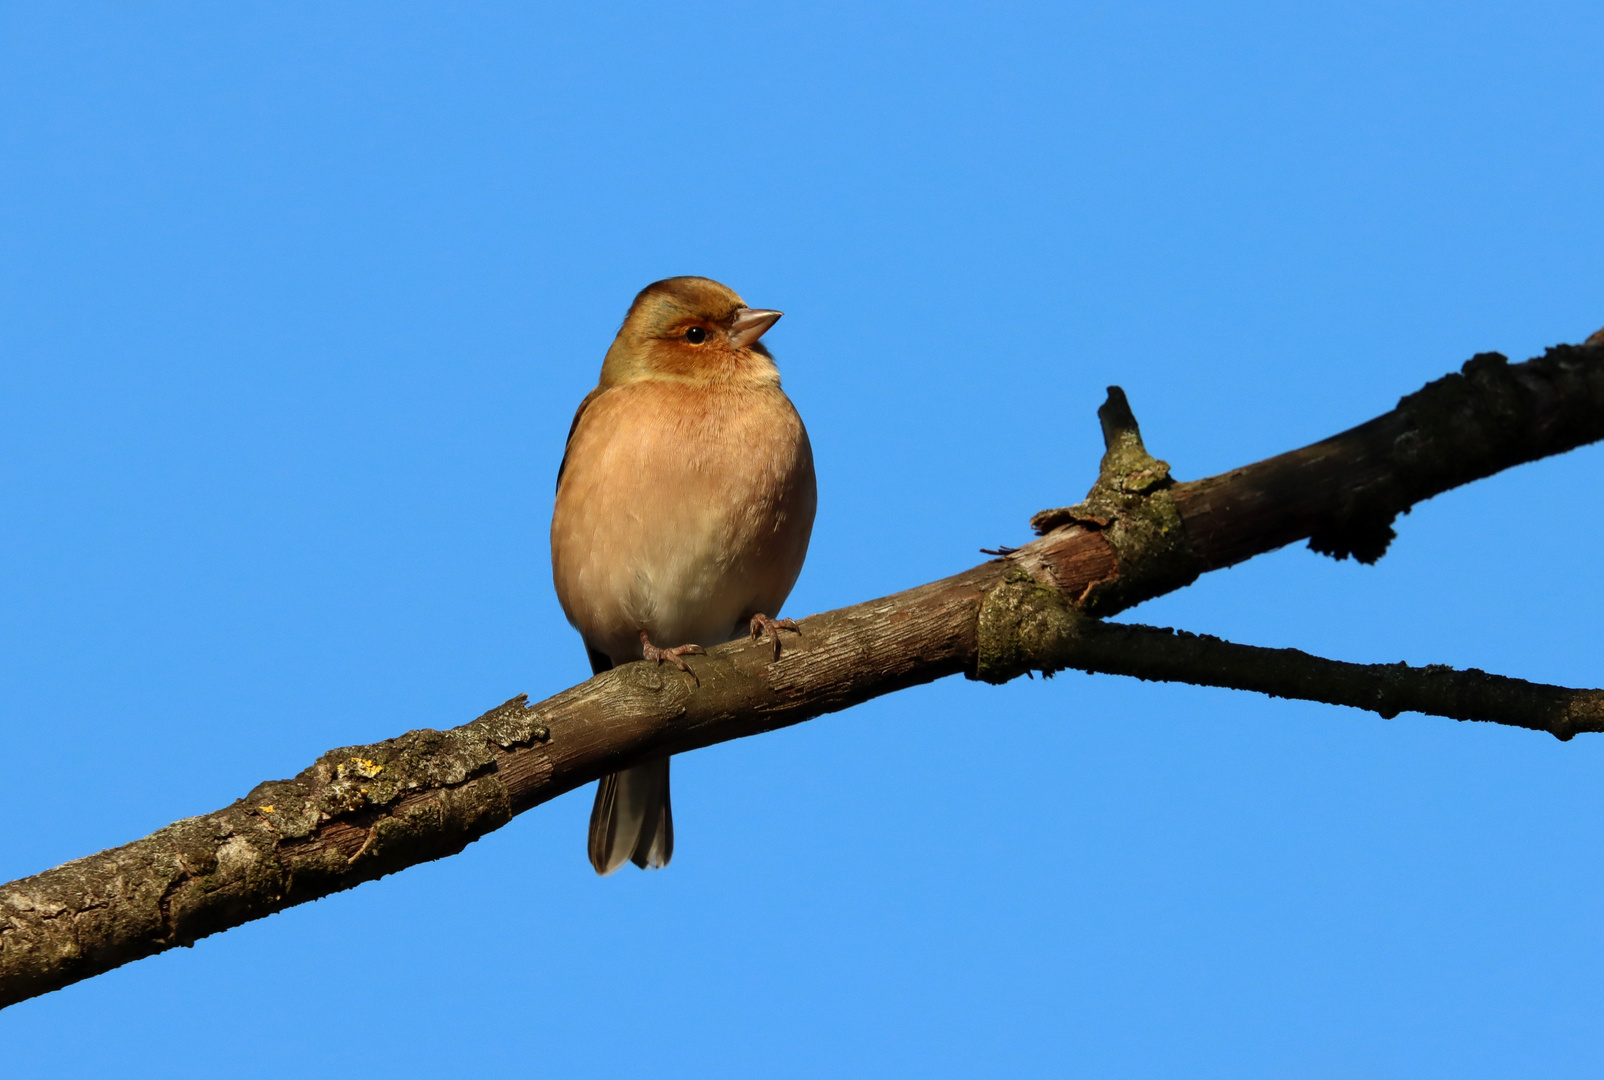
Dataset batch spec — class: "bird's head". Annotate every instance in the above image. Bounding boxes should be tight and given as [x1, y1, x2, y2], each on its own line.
[599, 277, 784, 387]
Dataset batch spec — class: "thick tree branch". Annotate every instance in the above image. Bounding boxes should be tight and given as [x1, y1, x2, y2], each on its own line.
[4, 337, 1602, 1009]
[1024, 341, 1604, 611]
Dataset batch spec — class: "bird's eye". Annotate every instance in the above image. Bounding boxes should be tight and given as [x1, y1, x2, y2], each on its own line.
[684, 327, 707, 344]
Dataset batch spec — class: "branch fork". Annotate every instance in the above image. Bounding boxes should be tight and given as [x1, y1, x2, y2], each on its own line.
[1027, 385, 1202, 614]
[6, 332, 1604, 1009]
[979, 371, 1604, 735]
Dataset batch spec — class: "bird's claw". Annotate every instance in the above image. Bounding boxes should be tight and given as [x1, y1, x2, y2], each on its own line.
[749, 613, 800, 659]
[640, 630, 705, 676]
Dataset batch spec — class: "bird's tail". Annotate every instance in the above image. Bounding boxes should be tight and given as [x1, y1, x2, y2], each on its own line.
[583, 644, 673, 875]
[588, 758, 674, 875]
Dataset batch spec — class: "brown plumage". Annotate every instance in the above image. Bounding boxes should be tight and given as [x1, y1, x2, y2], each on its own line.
[551, 277, 817, 874]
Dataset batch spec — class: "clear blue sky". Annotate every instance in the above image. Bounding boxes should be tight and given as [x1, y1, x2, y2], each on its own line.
[3, 3, 1602, 1076]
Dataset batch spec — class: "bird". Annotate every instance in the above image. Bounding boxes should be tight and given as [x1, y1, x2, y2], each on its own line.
[550, 276, 817, 874]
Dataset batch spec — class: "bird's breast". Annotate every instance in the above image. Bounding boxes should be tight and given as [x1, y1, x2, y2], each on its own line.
[550, 379, 816, 662]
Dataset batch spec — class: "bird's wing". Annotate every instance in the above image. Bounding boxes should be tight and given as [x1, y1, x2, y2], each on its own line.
[555, 385, 607, 494]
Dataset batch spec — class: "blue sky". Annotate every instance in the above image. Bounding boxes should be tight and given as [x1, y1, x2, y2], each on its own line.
[2, 2, 1602, 1076]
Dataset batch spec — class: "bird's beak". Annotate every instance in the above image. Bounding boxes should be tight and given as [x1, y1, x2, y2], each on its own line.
[728, 308, 783, 349]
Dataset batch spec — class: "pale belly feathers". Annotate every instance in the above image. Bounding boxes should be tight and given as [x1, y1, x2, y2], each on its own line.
[551, 379, 816, 664]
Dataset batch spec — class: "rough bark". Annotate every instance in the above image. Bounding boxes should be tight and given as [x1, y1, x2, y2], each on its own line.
[1026, 341, 1604, 612]
[975, 577, 1604, 739]
[3, 338, 1602, 1009]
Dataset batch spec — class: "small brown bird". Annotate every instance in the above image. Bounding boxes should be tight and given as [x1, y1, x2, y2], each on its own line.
[551, 277, 817, 874]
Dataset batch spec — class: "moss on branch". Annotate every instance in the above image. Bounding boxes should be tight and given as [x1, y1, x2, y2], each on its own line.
[5, 334, 1603, 1010]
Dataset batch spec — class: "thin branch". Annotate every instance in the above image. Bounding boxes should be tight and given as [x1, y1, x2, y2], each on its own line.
[1080, 622, 1604, 739]
[974, 584, 1604, 738]
[3, 337, 1601, 1009]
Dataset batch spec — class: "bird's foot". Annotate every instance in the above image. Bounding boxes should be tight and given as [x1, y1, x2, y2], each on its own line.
[640, 630, 705, 674]
[749, 613, 800, 659]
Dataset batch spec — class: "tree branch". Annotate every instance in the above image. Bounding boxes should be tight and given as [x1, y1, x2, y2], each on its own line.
[4, 337, 1602, 1009]
[975, 588, 1604, 739]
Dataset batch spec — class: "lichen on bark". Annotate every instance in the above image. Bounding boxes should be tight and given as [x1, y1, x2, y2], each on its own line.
[1311, 344, 1604, 562]
[1028, 387, 1203, 615]
[5, 336, 1603, 1011]
[971, 569, 1083, 684]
